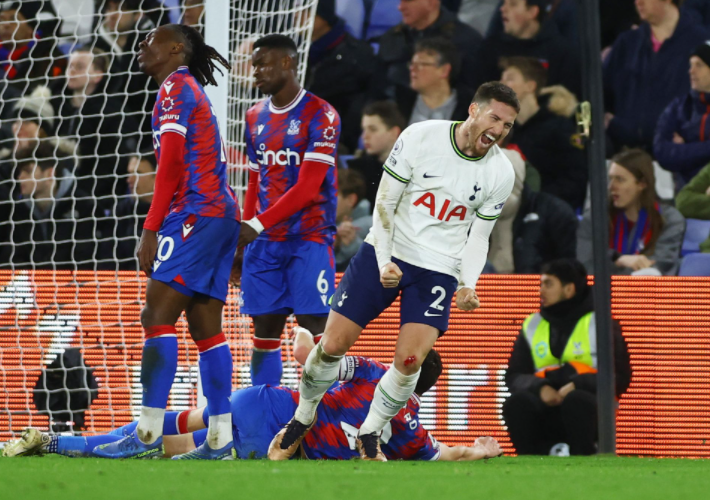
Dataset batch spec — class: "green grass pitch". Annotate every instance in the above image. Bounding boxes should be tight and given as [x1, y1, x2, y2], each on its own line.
[1, 456, 709, 500]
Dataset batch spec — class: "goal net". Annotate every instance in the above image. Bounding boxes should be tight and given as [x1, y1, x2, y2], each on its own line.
[0, 0, 317, 438]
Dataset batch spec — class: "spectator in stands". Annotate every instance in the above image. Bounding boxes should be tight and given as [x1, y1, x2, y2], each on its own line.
[501, 56, 586, 209]
[305, 0, 382, 152]
[335, 169, 372, 272]
[346, 101, 406, 209]
[57, 46, 131, 208]
[398, 37, 473, 125]
[654, 42, 710, 187]
[182, 0, 205, 29]
[456, 0, 500, 36]
[503, 258, 631, 455]
[0, 1, 65, 95]
[578, 149, 685, 276]
[489, 155, 577, 273]
[7, 142, 96, 269]
[675, 163, 710, 252]
[94, 0, 157, 149]
[112, 150, 155, 268]
[377, 0, 482, 101]
[603, 0, 709, 153]
[473, 0, 580, 97]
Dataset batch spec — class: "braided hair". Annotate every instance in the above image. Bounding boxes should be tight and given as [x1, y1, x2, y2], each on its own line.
[168, 24, 231, 87]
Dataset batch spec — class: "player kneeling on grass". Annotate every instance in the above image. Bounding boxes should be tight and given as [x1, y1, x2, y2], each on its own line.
[269, 82, 519, 461]
[3, 328, 501, 462]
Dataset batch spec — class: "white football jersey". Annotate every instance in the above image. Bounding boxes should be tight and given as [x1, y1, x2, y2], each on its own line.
[364, 120, 515, 279]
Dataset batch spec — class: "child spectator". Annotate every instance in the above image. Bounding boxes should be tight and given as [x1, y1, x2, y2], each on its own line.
[335, 169, 372, 272]
[577, 149, 685, 276]
[346, 101, 406, 209]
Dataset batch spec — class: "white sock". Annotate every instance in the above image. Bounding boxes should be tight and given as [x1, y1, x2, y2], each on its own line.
[136, 406, 165, 444]
[359, 366, 420, 436]
[206, 413, 232, 450]
[295, 343, 342, 424]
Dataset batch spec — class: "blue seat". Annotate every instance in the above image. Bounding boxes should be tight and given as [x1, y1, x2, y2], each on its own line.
[681, 218, 710, 256]
[365, 0, 402, 40]
[336, 0, 366, 39]
[678, 253, 710, 276]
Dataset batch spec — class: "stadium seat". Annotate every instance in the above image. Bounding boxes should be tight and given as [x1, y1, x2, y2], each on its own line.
[678, 252, 710, 276]
[336, 0, 366, 39]
[365, 0, 402, 40]
[681, 218, 710, 256]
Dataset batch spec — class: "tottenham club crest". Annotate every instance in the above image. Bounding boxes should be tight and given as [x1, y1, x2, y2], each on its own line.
[287, 119, 301, 135]
[323, 126, 336, 140]
[161, 96, 175, 112]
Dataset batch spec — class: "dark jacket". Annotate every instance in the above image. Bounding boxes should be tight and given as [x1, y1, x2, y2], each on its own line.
[603, 11, 709, 153]
[396, 83, 475, 125]
[512, 187, 578, 273]
[509, 106, 587, 209]
[109, 196, 151, 270]
[56, 91, 135, 204]
[93, 16, 158, 150]
[346, 154, 382, 210]
[684, 0, 710, 28]
[4, 172, 98, 269]
[475, 20, 581, 97]
[654, 91, 710, 184]
[505, 287, 631, 398]
[378, 6, 482, 98]
[306, 21, 384, 152]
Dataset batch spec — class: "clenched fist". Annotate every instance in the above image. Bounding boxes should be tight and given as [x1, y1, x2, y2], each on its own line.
[456, 287, 480, 311]
[380, 262, 403, 288]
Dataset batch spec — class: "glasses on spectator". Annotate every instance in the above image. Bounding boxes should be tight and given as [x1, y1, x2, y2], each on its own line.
[408, 61, 439, 70]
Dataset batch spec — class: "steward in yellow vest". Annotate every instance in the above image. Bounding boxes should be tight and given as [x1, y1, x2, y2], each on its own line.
[502, 259, 630, 456]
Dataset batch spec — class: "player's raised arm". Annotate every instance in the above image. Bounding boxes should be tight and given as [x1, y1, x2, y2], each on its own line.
[457, 167, 515, 311]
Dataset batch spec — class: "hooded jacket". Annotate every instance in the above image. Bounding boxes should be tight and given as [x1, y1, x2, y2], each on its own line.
[654, 90, 710, 184]
[505, 286, 631, 398]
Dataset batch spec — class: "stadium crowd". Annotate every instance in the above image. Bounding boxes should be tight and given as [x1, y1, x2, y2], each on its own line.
[0, 0, 709, 276]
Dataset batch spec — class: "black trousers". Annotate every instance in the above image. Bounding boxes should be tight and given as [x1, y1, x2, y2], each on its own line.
[502, 389, 598, 455]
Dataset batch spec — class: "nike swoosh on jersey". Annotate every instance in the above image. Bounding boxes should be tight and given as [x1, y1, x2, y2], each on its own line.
[423, 173, 441, 178]
[424, 311, 442, 317]
[164, 81, 175, 94]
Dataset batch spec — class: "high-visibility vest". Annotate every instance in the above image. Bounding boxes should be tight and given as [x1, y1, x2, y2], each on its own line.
[522, 311, 598, 378]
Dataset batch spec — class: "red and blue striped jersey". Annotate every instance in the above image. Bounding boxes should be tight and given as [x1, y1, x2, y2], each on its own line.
[151, 66, 239, 221]
[298, 356, 441, 461]
[244, 89, 340, 245]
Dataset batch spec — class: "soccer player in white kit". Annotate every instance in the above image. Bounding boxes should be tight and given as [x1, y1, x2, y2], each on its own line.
[269, 82, 520, 461]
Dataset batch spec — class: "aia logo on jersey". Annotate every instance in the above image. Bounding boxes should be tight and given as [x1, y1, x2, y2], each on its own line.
[413, 193, 467, 221]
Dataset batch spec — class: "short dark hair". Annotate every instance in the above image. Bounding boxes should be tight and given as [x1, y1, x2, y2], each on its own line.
[415, 349, 443, 396]
[103, 0, 143, 12]
[524, 0, 552, 22]
[16, 141, 57, 172]
[362, 101, 406, 132]
[501, 56, 548, 96]
[413, 37, 461, 86]
[540, 259, 589, 295]
[338, 168, 367, 204]
[133, 150, 157, 171]
[253, 34, 298, 56]
[473, 82, 520, 113]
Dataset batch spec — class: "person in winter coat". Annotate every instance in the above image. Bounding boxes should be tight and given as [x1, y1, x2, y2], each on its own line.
[603, 0, 709, 153]
[473, 0, 581, 97]
[501, 56, 586, 209]
[503, 258, 631, 455]
[578, 149, 685, 276]
[654, 41, 710, 186]
[675, 162, 710, 252]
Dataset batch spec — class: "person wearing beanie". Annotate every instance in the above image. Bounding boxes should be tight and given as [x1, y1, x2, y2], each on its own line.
[502, 258, 631, 456]
[472, 0, 581, 98]
[654, 41, 710, 186]
[603, 0, 710, 154]
[304, 0, 383, 152]
[11, 85, 56, 152]
[0, 1, 65, 94]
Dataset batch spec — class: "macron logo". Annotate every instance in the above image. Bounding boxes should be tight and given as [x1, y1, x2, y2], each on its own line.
[182, 223, 194, 238]
[325, 111, 335, 124]
[257, 124, 264, 135]
[164, 81, 175, 94]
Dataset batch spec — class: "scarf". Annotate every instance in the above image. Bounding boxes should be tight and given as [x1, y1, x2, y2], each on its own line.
[0, 39, 36, 79]
[611, 203, 659, 255]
